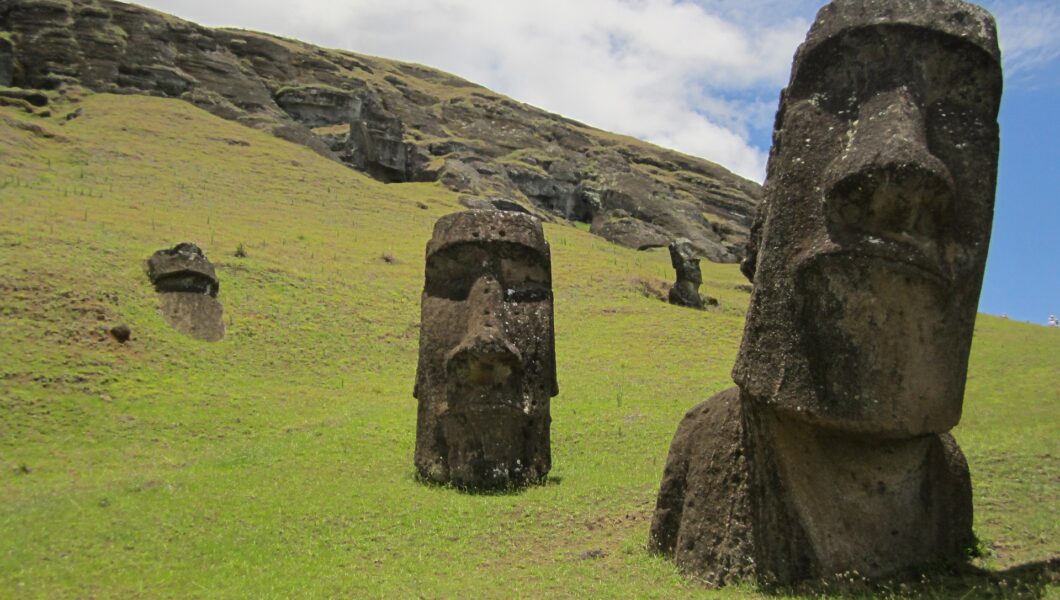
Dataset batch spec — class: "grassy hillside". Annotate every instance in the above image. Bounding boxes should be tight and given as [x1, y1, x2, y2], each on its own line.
[0, 93, 1056, 598]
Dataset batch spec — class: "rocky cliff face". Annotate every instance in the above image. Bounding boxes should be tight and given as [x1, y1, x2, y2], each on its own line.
[0, 0, 761, 261]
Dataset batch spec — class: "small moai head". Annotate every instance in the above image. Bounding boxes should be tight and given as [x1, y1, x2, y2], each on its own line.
[147, 242, 219, 296]
[733, 0, 1002, 438]
[415, 210, 557, 489]
[146, 242, 225, 341]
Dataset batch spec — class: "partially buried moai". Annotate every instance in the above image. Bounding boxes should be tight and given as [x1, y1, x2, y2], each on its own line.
[650, 0, 1002, 586]
[147, 243, 225, 341]
[415, 210, 558, 490]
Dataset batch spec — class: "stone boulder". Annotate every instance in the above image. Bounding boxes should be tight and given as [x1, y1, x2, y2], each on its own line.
[589, 209, 670, 250]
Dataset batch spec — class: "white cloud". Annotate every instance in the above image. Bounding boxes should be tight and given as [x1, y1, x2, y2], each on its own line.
[130, 1, 1060, 181]
[983, 1, 1060, 78]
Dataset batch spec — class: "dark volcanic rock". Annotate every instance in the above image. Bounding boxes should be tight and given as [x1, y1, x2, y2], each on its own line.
[109, 323, 131, 343]
[0, 87, 48, 106]
[458, 195, 533, 215]
[273, 84, 360, 128]
[590, 209, 670, 251]
[147, 243, 225, 341]
[1, 0, 760, 261]
[651, 0, 1002, 587]
[0, 36, 15, 86]
[415, 211, 557, 490]
[347, 96, 435, 183]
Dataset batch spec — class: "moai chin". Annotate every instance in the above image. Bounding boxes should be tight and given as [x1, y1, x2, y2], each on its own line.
[415, 210, 558, 490]
[667, 239, 705, 309]
[650, 0, 1002, 586]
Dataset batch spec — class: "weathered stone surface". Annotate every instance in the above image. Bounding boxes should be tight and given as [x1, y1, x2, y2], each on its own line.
[1, 0, 760, 262]
[590, 209, 670, 251]
[147, 243, 225, 341]
[414, 211, 557, 490]
[0, 36, 15, 87]
[273, 84, 360, 128]
[650, 0, 1002, 586]
[667, 238, 706, 309]
[5, 0, 81, 88]
[347, 95, 435, 183]
[458, 195, 533, 215]
[156, 292, 225, 342]
[147, 242, 218, 296]
[0, 87, 48, 106]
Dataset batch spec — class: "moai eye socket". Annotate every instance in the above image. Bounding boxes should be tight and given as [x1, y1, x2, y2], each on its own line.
[499, 247, 551, 303]
[424, 244, 490, 301]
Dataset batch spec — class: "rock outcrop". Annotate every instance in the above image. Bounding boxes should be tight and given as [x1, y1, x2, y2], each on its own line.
[650, 0, 1002, 586]
[0, 0, 760, 261]
[147, 243, 225, 341]
[414, 211, 557, 490]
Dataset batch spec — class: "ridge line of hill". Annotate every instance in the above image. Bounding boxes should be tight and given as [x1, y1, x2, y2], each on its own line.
[0, 0, 761, 262]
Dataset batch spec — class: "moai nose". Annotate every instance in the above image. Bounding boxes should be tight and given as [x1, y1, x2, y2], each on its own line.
[823, 88, 956, 242]
[445, 275, 522, 388]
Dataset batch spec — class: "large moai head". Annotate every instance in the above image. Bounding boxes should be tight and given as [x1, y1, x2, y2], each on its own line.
[415, 210, 557, 489]
[734, 0, 1002, 438]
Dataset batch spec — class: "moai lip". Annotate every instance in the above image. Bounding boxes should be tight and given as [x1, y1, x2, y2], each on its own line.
[651, 0, 1001, 586]
[147, 243, 225, 341]
[414, 210, 558, 490]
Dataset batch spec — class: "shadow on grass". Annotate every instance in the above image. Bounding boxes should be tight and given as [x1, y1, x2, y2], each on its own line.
[410, 472, 564, 497]
[768, 557, 1058, 599]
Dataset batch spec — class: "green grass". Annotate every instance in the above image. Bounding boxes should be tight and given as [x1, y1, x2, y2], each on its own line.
[0, 93, 1057, 598]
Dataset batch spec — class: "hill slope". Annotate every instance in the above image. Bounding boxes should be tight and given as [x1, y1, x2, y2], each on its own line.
[0, 94, 1057, 598]
[0, 0, 761, 262]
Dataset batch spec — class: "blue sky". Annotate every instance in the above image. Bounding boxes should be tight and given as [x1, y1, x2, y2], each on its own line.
[134, 0, 1058, 324]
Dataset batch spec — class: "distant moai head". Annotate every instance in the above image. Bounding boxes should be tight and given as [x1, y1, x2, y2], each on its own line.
[147, 242, 225, 342]
[669, 239, 702, 286]
[415, 210, 557, 489]
[734, 0, 1002, 438]
[147, 243, 219, 297]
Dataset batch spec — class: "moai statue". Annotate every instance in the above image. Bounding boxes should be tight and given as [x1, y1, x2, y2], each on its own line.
[650, 0, 1002, 586]
[147, 243, 225, 341]
[667, 239, 705, 309]
[415, 210, 558, 490]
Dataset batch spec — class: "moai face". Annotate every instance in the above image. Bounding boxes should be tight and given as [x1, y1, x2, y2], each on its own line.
[415, 210, 557, 489]
[734, 0, 1002, 438]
